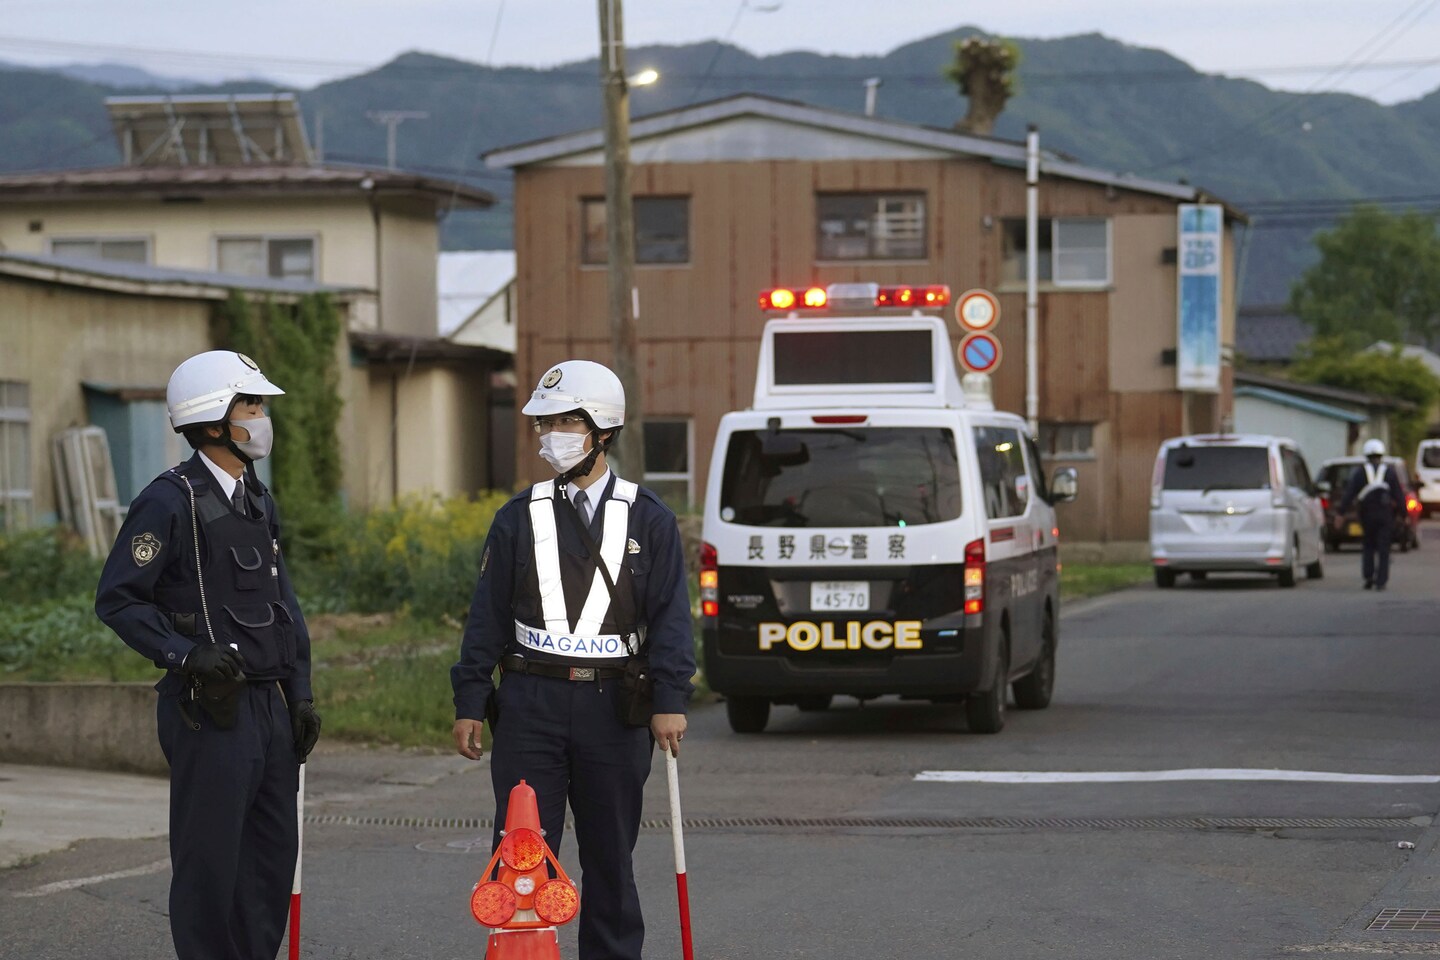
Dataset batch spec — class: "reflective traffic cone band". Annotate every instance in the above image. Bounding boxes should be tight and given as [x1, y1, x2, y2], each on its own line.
[470, 780, 579, 959]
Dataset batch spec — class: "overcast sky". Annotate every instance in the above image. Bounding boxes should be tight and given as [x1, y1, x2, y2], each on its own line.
[4, 0, 1440, 105]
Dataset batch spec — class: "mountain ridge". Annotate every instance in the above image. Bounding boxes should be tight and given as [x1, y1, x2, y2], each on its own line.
[4, 26, 1438, 307]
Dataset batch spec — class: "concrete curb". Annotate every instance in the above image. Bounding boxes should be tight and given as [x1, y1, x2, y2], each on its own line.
[0, 683, 166, 775]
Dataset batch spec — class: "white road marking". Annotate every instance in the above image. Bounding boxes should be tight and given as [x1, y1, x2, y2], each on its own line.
[914, 768, 1440, 784]
[13, 858, 170, 898]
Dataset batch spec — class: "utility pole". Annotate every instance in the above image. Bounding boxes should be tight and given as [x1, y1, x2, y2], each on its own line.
[1025, 125, 1040, 436]
[598, 0, 645, 478]
[366, 110, 428, 170]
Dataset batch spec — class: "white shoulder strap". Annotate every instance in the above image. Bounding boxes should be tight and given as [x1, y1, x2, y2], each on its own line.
[1360, 463, 1390, 500]
[526, 477, 636, 636]
[527, 482, 570, 633]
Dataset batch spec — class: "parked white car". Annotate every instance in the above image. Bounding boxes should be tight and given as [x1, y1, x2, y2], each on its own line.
[1149, 434, 1325, 588]
[1417, 439, 1440, 519]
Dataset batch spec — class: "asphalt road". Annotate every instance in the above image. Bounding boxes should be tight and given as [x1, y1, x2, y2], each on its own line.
[3, 527, 1438, 959]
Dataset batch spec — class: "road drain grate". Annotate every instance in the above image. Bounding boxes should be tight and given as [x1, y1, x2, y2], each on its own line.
[306, 813, 1419, 832]
[1369, 909, 1440, 932]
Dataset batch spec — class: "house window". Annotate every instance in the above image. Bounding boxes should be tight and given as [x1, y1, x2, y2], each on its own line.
[581, 197, 690, 265]
[49, 237, 149, 263]
[0, 381, 32, 531]
[1038, 422, 1096, 460]
[1002, 217, 1111, 286]
[643, 418, 693, 510]
[816, 192, 927, 261]
[216, 236, 317, 280]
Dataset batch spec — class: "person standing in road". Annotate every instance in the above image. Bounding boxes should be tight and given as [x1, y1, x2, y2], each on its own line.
[1339, 438, 1406, 591]
[451, 359, 694, 960]
[95, 350, 321, 960]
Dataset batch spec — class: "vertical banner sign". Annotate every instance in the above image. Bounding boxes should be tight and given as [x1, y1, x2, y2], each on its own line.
[1177, 204, 1223, 393]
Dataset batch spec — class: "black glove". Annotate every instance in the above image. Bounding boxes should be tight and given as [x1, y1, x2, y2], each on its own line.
[290, 699, 322, 763]
[181, 644, 246, 683]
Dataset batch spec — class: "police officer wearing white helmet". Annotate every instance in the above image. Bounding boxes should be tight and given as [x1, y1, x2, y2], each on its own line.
[96, 350, 320, 960]
[451, 359, 695, 960]
[1339, 437, 1406, 590]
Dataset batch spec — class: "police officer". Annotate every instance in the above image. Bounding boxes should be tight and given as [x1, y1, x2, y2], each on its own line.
[95, 350, 321, 960]
[451, 359, 694, 960]
[1339, 438, 1406, 591]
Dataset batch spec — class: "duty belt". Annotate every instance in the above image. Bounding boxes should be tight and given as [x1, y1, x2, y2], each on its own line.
[501, 654, 624, 682]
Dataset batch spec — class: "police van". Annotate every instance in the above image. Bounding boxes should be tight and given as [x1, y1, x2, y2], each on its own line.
[699, 282, 1077, 734]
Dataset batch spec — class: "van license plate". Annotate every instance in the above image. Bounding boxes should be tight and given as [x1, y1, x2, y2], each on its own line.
[811, 581, 869, 611]
[1348, 522, 1363, 537]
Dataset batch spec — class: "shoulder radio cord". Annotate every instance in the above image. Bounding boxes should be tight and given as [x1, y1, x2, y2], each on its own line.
[178, 473, 218, 647]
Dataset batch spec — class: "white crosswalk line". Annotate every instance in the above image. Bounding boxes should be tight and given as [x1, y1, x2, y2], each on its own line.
[914, 768, 1440, 784]
[13, 858, 170, 898]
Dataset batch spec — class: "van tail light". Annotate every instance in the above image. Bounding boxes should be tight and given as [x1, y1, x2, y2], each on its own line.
[1150, 451, 1166, 509]
[1270, 453, 1286, 508]
[1320, 496, 1330, 512]
[963, 538, 985, 616]
[1407, 496, 1421, 515]
[699, 541, 718, 619]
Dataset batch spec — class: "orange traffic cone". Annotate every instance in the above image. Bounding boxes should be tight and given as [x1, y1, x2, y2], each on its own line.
[471, 780, 580, 960]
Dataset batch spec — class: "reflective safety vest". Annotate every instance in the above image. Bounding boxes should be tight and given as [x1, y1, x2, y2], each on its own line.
[1359, 462, 1391, 502]
[514, 477, 639, 662]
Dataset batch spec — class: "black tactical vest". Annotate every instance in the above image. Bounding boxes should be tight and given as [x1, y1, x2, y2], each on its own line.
[154, 457, 297, 681]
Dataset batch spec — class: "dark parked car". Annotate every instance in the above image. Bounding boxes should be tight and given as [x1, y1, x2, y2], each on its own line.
[1317, 456, 1422, 552]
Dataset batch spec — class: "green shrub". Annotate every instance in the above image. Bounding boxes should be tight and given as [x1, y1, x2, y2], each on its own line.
[293, 492, 512, 619]
[0, 527, 101, 605]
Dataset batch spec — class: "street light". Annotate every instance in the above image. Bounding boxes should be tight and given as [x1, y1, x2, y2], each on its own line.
[629, 68, 659, 88]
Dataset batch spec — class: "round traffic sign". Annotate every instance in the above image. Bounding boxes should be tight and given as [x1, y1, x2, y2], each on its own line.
[958, 331, 1002, 374]
[955, 288, 1000, 332]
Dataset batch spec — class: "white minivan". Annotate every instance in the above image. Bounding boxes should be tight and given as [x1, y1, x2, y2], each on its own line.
[699, 283, 1077, 735]
[1416, 439, 1440, 519]
[1149, 434, 1325, 588]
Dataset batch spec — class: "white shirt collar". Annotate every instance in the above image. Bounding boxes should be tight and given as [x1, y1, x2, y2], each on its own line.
[197, 450, 241, 501]
[566, 468, 612, 509]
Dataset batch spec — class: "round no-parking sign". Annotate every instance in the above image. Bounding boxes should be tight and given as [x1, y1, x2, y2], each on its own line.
[958, 331, 1002, 374]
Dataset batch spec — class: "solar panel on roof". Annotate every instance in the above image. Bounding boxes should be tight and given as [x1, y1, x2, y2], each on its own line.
[105, 93, 314, 167]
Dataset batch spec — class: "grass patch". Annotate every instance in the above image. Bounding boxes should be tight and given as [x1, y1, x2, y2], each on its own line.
[1060, 562, 1152, 600]
[314, 648, 460, 749]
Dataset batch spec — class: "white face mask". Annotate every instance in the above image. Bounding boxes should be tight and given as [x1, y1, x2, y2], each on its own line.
[232, 416, 274, 461]
[538, 431, 589, 473]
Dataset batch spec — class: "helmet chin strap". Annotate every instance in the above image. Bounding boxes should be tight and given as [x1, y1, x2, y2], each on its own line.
[217, 422, 256, 466]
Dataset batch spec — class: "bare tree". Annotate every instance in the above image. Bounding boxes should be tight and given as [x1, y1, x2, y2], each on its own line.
[945, 37, 1021, 137]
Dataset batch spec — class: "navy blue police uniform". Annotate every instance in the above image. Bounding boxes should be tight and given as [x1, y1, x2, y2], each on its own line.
[1340, 460, 1405, 588]
[452, 472, 695, 960]
[96, 453, 311, 960]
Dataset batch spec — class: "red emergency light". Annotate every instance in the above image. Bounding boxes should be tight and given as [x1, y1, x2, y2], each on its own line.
[759, 283, 951, 311]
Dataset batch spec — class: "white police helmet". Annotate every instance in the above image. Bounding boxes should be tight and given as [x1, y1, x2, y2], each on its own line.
[521, 360, 625, 429]
[166, 350, 284, 431]
[1363, 438, 1386, 457]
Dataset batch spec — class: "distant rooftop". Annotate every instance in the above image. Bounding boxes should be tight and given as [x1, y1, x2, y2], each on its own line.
[0, 163, 493, 208]
[0, 251, 364, 300]
[438, 251, 515, 337]
[1236, 305, 1310, 364]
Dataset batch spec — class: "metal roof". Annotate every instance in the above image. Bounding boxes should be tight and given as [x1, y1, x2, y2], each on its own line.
[0, 251, 365, 300]
[1234, 370, 1404, 411]
[484, 93, 1224, 208]
[0, 163, 494, 208]
[1234, 385, 1369, 424]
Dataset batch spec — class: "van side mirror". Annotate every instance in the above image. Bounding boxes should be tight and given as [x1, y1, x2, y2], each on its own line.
[1050, 466, 1079, 503]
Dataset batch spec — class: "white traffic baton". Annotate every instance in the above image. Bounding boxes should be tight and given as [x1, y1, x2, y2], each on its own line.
[289, 763, 305, 960]
[665, 748, 694, 960]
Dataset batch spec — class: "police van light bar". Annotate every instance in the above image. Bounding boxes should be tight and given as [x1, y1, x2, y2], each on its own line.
[760, 283, 950, 311]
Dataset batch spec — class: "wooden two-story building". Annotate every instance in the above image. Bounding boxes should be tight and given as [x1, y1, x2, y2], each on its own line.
[487, 94, 1241, 547]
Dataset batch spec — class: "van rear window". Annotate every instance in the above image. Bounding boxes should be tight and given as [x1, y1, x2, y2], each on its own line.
[1163, 446, 1271, 491]
[721, 427, 961, 527]
[1423, 445, 1440, 469]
